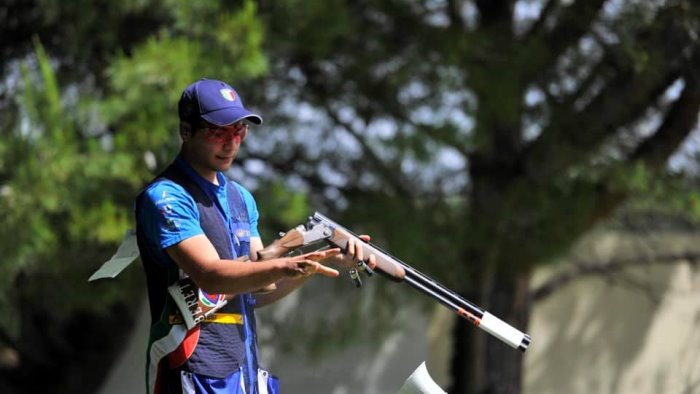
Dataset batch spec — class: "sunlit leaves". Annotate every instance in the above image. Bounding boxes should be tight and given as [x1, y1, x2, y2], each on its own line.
[102, 0, 268, 169]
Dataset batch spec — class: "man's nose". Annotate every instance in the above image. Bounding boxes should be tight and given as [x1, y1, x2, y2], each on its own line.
[222, 135, 240, 147]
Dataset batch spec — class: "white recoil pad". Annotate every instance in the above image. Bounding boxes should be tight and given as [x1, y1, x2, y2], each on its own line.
[398, 362, 446, 394]
[479, 312, 527, 349]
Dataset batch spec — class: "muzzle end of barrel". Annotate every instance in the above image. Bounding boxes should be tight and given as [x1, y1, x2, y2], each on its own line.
[518, 334, 532, 352]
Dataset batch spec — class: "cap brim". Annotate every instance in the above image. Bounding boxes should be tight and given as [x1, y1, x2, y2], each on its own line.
[202, 107, 263, 126]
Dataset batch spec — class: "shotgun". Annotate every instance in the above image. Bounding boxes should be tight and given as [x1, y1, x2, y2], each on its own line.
[169, 212, 532, 352]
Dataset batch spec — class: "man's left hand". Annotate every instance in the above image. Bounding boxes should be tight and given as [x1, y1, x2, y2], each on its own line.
[324, 235, 377, 271]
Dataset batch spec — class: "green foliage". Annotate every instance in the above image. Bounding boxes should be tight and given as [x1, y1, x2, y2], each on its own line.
[619, 168, 700, 224]
[263, 0, 353, 58]
[255, 181, 311, 233]
[0, 0, 269, 339]
[2, 1, 700, 392]
[0, 40, 139, 337]
[102, 0, 268, 169]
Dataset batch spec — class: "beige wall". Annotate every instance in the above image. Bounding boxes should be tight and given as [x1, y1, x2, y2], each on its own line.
[523, 231, 700, 394]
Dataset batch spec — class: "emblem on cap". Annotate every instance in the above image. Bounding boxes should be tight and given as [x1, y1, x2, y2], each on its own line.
[220, 89, 236, 102]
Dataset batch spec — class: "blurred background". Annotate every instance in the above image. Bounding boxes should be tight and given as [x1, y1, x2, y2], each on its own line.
[2, 0, 700, 393]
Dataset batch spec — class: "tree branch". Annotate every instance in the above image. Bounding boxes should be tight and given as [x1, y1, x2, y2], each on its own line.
[321, 102, 414, 197]
[525, 13, 693, 178]
[446, 0, 465, 30]
[525, 67, 699, 251]
[557, 47, 611, 108]
[547, 0, 607, 56]
[515, 0, 608, 97]
[475, 0, 513, 28]
[531, 252, 700, 302]
[242, 150, 352, 195]
[602, 268, 664, 304]
[523, 0, 557, 40]
[630, 69, 700, 170]
[0, 325, 19, 354]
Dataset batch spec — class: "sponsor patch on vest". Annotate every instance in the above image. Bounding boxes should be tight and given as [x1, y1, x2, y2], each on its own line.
[235, 228, 250, 239]
[159, 204, 173, 215]
[199, 289, 226, 308]
[165, 218, 179, 231]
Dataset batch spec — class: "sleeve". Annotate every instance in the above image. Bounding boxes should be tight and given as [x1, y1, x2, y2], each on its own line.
[236, 184, 260, 238]
[139, 181, 204, 250]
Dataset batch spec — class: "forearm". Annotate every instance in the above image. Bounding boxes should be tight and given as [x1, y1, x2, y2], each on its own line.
[195, 258, 291, 295]
[254, 276, 310, 307]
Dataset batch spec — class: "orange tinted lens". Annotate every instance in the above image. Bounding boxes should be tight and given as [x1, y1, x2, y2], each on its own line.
[204, 128, 226, 141]
[232, 123, 248, 137]
[205, 124, 247, 142]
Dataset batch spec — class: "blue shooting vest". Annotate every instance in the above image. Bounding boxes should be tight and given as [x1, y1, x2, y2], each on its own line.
[136, 162, 261, 392]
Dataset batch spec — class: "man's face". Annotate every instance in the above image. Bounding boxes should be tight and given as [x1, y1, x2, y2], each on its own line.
[186, 121, 249, 173]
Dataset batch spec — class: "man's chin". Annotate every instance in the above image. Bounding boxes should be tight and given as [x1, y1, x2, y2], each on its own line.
[214, 157, 234, 168]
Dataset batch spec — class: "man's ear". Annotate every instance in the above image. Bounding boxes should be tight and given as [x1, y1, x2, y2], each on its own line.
[180, 122, 191, 141]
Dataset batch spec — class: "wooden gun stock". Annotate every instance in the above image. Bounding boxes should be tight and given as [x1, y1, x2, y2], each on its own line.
[256, 228, 306, 260]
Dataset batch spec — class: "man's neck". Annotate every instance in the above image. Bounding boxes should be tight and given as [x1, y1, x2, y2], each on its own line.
[179, 152, 218, 185]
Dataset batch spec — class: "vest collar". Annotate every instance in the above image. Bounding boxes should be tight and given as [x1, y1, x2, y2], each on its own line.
[174, 154, 227, 196]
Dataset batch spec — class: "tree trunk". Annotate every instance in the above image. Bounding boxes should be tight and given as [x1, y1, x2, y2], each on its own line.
[449, 270, 531, 394]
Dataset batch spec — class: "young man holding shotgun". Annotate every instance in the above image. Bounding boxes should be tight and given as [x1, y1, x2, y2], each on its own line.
[134, 78, 376, 393]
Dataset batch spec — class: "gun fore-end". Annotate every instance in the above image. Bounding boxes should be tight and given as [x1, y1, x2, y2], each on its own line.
[372, 254, 407, 282]
[327, 229, 406, 281]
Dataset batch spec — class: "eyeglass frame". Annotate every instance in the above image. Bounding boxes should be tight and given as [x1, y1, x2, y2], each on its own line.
[197, 121, 249, 143]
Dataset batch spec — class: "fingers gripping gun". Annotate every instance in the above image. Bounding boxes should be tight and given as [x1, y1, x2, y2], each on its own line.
[265, 212, 530, 352]
[169, 212, 531, 352]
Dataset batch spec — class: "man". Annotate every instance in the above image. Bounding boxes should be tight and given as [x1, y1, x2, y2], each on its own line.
[134, 78, 374, 393]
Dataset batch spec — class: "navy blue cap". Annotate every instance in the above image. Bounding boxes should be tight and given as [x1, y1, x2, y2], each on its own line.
[178, 79, 263, 127]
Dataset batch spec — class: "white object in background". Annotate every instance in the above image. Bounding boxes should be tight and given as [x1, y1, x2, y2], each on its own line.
[88, 230, 140, 281]
[398, 361, 446, 394]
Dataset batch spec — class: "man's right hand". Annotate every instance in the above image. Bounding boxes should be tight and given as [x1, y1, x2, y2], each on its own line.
[282, 248, 342, 279]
